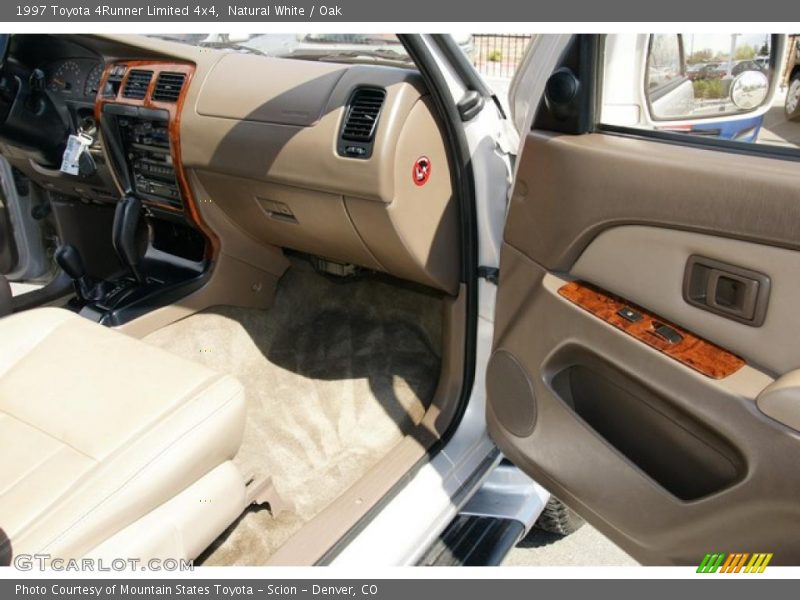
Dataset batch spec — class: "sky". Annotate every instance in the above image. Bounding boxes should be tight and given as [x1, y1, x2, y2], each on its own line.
[684, 33, 771, 57]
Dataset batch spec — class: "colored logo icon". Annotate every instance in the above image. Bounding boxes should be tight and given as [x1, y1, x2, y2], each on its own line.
[413, 156, 432, 186]
[697, 552, 773, 573]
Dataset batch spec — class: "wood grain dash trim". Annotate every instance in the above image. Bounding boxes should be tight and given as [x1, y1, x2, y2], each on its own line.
[95, 61, 219, 261]
[558, 281, 745, 379]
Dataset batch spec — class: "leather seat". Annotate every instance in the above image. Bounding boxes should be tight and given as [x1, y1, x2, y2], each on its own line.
[0, 275, 11, 317]
[0, 307, 247, 563]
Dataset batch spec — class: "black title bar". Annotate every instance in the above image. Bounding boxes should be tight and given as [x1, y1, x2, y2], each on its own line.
[3, 0, 800, 22]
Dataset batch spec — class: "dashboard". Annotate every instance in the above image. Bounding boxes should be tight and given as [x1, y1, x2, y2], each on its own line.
[0, 34, 461, 295]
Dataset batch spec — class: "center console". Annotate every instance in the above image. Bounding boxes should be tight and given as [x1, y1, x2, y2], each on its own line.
[57, 60, 214, 326]
[119, 114, 183, 210]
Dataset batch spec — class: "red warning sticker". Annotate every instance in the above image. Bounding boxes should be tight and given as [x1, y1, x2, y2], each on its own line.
[412, 156, 432, 186]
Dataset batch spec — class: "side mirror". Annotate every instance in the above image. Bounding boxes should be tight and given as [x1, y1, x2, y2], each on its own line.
[643, 34, 782, 127]
[730, 70, 769, 110]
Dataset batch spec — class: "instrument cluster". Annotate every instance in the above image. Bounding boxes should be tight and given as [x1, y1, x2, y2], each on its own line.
[45, 58, 104, 99]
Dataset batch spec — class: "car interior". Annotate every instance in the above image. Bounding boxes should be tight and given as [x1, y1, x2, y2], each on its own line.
[3, 31, 800, 568]
[0, 33, 468, 565]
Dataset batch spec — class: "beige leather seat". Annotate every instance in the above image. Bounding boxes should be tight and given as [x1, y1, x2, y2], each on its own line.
[0, 307, 247, 564]
[0, 275, 11, 317]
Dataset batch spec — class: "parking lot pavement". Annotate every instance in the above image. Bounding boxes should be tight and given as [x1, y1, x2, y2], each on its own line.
[759, 91, 800, 149]
[503, 524, 638, 566]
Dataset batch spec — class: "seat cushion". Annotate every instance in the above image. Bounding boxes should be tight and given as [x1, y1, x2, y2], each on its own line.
[0, 307, 245, 560]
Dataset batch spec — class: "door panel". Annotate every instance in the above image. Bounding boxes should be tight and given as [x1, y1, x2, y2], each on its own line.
[504, 132, 800, 273]
[489, 131, 800, 565]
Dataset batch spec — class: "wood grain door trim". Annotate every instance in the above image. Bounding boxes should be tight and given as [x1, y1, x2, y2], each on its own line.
[558, 281, 745, 379]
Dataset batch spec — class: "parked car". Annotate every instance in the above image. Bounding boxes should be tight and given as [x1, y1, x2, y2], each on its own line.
[686, 62, 707, 78]
[688, 62, 725, 80]
[732, 59, 764, 76]
[783, 34, 800, 120]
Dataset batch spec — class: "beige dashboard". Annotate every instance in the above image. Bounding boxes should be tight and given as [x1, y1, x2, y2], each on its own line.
[179, 52, 460, 294]
[56, 33, 461, 296]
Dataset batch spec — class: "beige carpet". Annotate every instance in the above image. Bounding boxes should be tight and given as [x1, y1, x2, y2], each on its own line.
[144, 261, 442, 564]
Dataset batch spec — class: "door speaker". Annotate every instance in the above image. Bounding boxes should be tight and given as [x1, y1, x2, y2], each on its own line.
[486, 349, 537, 437]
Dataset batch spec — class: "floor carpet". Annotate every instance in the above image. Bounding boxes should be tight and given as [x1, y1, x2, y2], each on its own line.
[144, 261, 442, 564]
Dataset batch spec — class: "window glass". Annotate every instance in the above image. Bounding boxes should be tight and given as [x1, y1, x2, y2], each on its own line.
[146, 33, 536, 114]
[144, 34, 417, 68]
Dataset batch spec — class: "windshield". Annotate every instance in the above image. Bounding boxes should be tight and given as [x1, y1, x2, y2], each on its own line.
[144, 34, 426, 67]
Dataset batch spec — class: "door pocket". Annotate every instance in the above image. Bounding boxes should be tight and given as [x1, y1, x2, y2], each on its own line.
[548, 348, 745, 501]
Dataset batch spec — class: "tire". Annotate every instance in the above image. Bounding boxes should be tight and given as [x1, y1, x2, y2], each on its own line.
[786, 75, 800, 122]
[535, 497, 585, 536]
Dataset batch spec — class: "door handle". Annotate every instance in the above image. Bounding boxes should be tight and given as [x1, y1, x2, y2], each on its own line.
[683, 256, 770, 326]
[704, 268, 759, 318]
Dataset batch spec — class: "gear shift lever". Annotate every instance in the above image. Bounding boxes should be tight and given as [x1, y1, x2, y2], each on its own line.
[55, 244, 94, 301]
[112, 194, 145, 284]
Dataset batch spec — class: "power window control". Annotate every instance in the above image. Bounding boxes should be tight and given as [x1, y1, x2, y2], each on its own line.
[652, 323, 683, 344]
[616, 307, 643, 323]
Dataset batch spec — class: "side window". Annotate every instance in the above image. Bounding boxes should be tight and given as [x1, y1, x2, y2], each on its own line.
[601, 34, 800, 151]
[463, 34, 535, 112]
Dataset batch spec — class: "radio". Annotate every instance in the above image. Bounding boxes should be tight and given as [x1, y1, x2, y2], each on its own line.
[117, 116, 182, 209]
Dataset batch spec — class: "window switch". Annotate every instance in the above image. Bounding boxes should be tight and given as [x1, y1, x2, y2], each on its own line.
[652, 323, 683, 344]
[616, 307, 643, 323]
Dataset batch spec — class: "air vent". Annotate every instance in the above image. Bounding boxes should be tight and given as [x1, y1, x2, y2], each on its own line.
[341, 88, 386, 142]
[152, 72, 186, 102]
[104, 64, 127, 98]
[122, 69, 153, 99]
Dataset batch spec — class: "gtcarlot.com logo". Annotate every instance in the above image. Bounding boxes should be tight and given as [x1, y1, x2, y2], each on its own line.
[14, 554, 193, 572]
[697, 552, 773, 573]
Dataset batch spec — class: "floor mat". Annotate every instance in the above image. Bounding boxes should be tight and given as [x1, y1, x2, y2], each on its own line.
[144, 262, 442, 564]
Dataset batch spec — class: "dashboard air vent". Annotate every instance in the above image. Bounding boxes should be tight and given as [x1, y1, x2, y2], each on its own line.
[341, 88, 386, 142]
[122, 70, 153, 99]
[152, 72, 186, 102]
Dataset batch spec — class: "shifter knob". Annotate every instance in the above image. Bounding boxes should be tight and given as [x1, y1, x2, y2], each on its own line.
[55, 244, 86, 280]
[55, 244, 94, 302]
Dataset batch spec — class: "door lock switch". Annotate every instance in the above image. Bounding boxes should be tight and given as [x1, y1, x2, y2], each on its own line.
[616, 307, 643, 323]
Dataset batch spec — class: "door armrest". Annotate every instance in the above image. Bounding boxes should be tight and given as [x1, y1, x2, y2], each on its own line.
[758, 370, 800, 432]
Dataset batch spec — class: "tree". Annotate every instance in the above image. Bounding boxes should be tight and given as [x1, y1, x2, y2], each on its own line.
[735, 44, 756, 60]
[687, 48, 713, 64]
